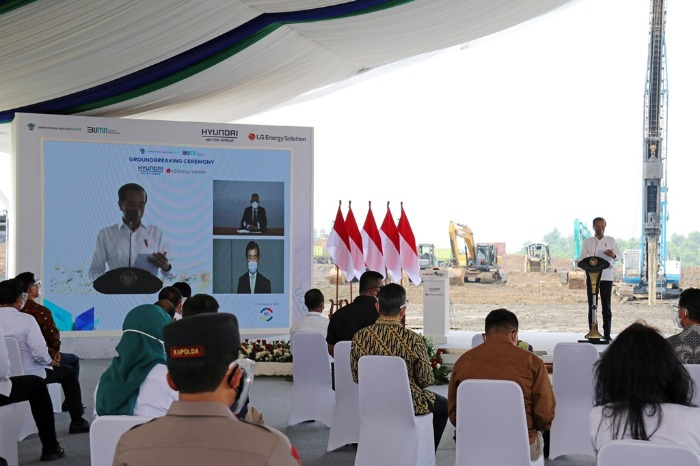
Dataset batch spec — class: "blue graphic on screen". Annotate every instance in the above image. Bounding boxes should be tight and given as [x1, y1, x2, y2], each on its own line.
[43, 141, 290, 330]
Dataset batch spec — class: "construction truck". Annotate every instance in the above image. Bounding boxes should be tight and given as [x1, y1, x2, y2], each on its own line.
[524, 242, 552, 273]
[447, 221, 501, 284]
[418, 243, 440, 269]
[620, 0, 681, 301]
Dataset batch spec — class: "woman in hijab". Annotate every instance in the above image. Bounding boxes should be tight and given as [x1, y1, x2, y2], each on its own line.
[96, 304, 177, 416]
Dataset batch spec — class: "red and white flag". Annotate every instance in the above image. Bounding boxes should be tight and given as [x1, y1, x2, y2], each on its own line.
[398, 203, 421, 285]
[326, 203, 354, 282]
[380, 203, 402, 282]
[361, 202, 384, 274]
[345, 202, 365, 279]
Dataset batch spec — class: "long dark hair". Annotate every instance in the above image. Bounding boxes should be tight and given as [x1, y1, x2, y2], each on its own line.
[593, 321, 695, 440]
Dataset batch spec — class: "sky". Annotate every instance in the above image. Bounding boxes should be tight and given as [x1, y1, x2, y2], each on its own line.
[2, 0, 698, 255]
[235, 0, 700, 253]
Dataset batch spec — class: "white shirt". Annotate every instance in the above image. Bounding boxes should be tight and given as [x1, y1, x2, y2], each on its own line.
[0, 306, 52, 378]
[579, 235, 621, 282]
[289, 312, 329, 354]
[590, 404, 700, 455]
[134, 364, 178, 417]
[0, 325, 12, 397]
[89, 220, 173, 281]
[93, 364, 178, 418]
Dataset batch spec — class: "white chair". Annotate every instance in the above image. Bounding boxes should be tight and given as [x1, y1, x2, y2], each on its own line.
[89, 415, 153, 466]
[4, 336, 61, 413]
[0, 404, 19, 466]
[355, 355, 435, 466]
[597, 439, 700, 466]
[326, 341, 360, 451]
[456, 379, 544, 466]
[471, 333, 484, 348]
[548, 342, 598, 459]
[288, 333, 335, 427]
[4, 337, 38, 441]
[683, 364, 700, 406]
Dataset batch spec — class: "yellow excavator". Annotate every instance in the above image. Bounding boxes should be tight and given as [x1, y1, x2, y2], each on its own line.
[448, 221, 501, 284]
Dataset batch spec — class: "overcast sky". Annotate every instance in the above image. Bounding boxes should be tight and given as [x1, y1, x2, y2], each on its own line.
[2, 0, 698, 255]
[236, 0, 700, 253]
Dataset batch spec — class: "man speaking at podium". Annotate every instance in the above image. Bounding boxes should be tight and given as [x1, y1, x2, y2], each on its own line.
[89, 183, 173, 283]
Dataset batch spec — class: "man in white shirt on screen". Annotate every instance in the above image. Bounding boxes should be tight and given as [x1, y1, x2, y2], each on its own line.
[289, 289, 328, 354]
[88, 183, 174, 282]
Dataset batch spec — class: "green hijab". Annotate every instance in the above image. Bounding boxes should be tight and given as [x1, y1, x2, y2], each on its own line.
[96, 304, 171, 415]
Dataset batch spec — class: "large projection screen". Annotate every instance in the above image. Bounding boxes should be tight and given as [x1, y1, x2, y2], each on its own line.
[10, 113, 313, 336]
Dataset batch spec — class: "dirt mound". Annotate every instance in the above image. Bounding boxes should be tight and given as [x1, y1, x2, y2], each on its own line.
[505, 271, 563, 287]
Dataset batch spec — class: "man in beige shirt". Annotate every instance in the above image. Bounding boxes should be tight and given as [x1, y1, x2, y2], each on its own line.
[113, 313, 300, 466]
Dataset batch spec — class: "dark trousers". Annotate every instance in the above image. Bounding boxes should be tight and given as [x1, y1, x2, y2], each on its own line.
[59, 352, 80, 378]
[586, 279, 612, 338]
[427, 392, 448, 451]
[44, 365, 84, 422]
[0, 375, 58, 449]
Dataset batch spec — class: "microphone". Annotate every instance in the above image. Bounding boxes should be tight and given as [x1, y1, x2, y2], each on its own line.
[128, 220, 133, 268]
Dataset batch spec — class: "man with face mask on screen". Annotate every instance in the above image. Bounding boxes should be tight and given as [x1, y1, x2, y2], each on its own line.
[240, 193, 267, 233]
[89, 183, 173, 283]
[236, 241, 271, 294]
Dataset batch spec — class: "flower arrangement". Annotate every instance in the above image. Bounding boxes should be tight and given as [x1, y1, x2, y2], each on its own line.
[240, 339, 293, 363]
[517, 340, 534, 352]
[420, 334, 450, 385]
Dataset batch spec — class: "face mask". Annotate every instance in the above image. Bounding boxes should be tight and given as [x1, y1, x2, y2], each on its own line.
[674, 308, 684, 329]
[251, 202, 259, 209]
[248, 261, 258, 274]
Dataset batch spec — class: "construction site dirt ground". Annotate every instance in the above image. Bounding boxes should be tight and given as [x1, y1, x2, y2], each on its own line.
[316, 255, 700, 338]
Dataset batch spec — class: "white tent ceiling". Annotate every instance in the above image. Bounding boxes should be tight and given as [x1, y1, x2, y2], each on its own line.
[0, 0, 576, 151]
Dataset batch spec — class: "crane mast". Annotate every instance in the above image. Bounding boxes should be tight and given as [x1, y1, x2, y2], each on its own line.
[641, 0, 667, 304]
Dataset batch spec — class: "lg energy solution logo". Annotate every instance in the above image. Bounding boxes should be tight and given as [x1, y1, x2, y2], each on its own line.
[247, 133, 307, 143]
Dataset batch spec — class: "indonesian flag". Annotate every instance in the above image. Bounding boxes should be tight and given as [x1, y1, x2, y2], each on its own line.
[361, 203, 384, 274]
[398, 204, 421, 285]
[380, 203, 402, 282]
[345, 203, 365, 279]
[326, 203, 354, 282]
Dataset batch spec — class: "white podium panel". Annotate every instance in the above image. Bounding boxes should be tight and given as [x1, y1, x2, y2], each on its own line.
[421, 269, 449, 343]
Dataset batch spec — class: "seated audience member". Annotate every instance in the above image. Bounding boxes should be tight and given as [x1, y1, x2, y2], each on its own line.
[16, 272, 82, 386]
[590, 321, 700, 454]
[182, 294, 220, 318]
[668, 288, 700, 363]
[0, 325, 65, 461]
[180, 294, 263, 424]
[113, 313, 301, 466]
[155, 286, 183, 319]
[0, 279, 90, 434]
[351, 283, 448, 452]
[290, 288, 328, 354]
[172, 282, 192, 300]
[447, 308, 554, 461]
[326, 270, 383, 356]
[96, 304, 176, 417]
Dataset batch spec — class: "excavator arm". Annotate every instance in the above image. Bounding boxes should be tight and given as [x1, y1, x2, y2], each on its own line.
[448, 221, 476, 267]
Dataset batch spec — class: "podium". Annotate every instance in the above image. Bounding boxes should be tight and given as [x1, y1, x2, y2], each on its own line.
[421, 269, 450, 344]
[93, 267, 163, 294]
[577, 256, 610, 344]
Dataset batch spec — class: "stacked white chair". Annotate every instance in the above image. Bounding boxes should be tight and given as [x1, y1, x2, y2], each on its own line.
[456, 379, 544, 466]
[683, 364, 700, 406]
[355, 355, 435, 466]
[4, 337, 38, 441]
[89, 415, 153, 466]
[326, 341, 360, 451]
[548, 342, 598, 459]
[288, 333, 335, 427]
[597, 439, 700, 466]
